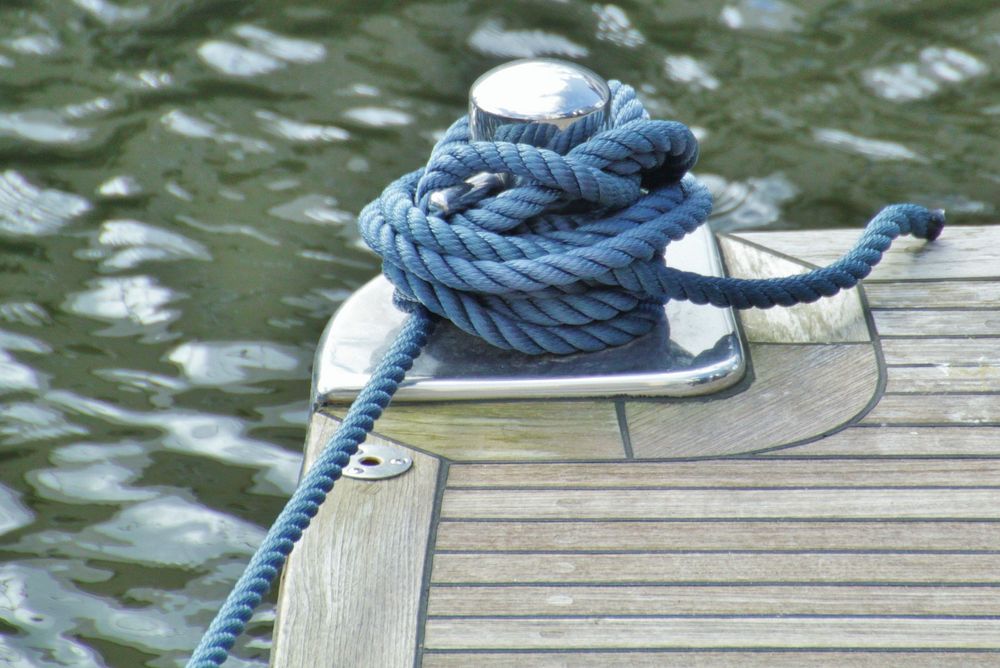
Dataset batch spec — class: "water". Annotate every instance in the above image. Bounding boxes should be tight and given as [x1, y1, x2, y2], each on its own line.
[0, 1, 996, 665]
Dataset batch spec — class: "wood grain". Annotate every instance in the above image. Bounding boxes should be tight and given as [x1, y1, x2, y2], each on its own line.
[446, 459, 1000, 488]
[270, 413, 439, 668]
[423, 617, 1000, 650]
[874, 309, 1000, 337]
[423, 651, 1000, 667]
[761, 426, 1000, 456]
[863, 394, 1000, 425]
[440, 488, 1000, 520]
[734, 226, 1000, 281]
[866, 280, 1000, 309]
[880, 337, 1000, 366]
[435, 520, 1000, 552]
[427, 584, 1000, 616]
[326, 400, 625, 461]
[625, 344, 878, 457]
[885, 364, 1000, 393]
[431, 552, 1000, 584]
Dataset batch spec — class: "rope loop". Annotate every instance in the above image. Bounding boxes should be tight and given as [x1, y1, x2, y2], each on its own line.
[360, 81, 944, 355]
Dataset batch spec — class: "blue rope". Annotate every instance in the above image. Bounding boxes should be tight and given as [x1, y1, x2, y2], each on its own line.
[188, 79, 943, 666]
[359, 80, 944, 354]
[187, 307, 434, 667]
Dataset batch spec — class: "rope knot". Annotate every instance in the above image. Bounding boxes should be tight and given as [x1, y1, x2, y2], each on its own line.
[358, 82, 944, 355]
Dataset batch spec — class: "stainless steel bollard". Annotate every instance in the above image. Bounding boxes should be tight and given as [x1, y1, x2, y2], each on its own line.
[429, 58, 611, 214]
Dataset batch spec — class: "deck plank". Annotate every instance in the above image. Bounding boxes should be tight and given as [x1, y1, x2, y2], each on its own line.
[885, 365, 1000, 394]
[625, 344, 877, 458]
[328, 401, 625, 461]
[435, 520, 1000, 552]
[440, 488, 1000, 520]
[423, 617, 1000, 650]
[446, 460, 1000, 488]
[734, 225, 1000, 281]
[270, 413, 439, 668]
[863, 394, 1000, 425]
[866, 280, 1000, 308]
[757, 426, 1000, 457]
[880, 338, 1000, 366]
[873, 309, 1000, 337]
[427, 584, 1000, 616]
[422, 651, 1000, 667]
[274, 225, 1000, 666]
[432, 552, 1000, 584]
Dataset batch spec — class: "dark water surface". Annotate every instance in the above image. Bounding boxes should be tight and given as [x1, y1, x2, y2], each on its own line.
[0, 0, 996, 665]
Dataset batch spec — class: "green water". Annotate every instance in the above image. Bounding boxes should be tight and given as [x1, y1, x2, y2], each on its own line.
[0, 0, 996, 665]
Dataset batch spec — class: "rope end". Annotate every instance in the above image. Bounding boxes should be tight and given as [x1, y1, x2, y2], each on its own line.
[924, 208, 946, 242]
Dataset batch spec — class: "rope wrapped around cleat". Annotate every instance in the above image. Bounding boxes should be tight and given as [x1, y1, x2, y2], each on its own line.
[359, 80, 944, 355]
[188, 81, 944, 667]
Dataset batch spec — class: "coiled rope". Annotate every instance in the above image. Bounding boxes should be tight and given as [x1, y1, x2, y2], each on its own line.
[188, 79, 943, 666]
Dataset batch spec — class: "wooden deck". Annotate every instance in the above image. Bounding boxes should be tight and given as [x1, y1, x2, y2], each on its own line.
[272, 225, 1000, 667]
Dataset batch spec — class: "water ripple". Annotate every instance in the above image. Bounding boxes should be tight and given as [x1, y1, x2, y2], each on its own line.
[167, 340, 308, 389]
[198, 41, 284, 78]
[0, 402, 86, 446]
[255, 110, 349, 143]
[97, 175, 143, 199]
[0, 484, 32, 537]
[71, 0, 150, 25]
[702, 172, 799, 231]
[48, 391, 301, 495]
[664, 54, 720, 91]
[3, 34, 61, 56]
[232, 25, 326, 64]
[813, 128, 923, 162]
[342, 107, 413, 128]
[467, 19, 589, 58]
[721, 0, 804, 32]
[593, 4, 646, 48]
[268, 194, 353, 225]
[0, 171, 90, 236]
[862, 46, 988, 102]
[85, 219, 211, 271]
[63, 275, 181, 342]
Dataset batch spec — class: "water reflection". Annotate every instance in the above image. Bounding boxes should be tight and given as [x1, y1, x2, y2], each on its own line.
[0, 172, 90, 235]
[0, 1, 996, 666]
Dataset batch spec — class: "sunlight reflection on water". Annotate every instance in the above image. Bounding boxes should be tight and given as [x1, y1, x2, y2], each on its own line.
[0, 1, 996, 665]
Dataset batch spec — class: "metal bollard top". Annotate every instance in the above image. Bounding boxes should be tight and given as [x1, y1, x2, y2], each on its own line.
[468, 58, 611, 149]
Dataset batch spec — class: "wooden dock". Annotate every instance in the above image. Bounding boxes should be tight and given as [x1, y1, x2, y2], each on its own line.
[272, 224, 1000, 667]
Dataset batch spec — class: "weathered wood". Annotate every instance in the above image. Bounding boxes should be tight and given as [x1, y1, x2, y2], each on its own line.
[423, 651, 1000, 667]
[874, 309, 1000, 337]
[427, 584, 1000, 616]
[273, 225, 1000, 666]
[327, 401, 624, 461]
[881, 337, 1000, 366]
[423, 617, 1000, 650]
[863, 394, 1000, 425]
[270, 413, 439, 668]
[886, 364, 1000, 393]
[718, 235, 869, 343]
[735, 225, 1000, 281]
[866, 280, 1000, 309]
[625, 344, 878, 457]
[763, 426, 1000, 456]
[446, 459, 1000, 488]
[435, 520, 1000, 552]
[440, 488, 1000, 520]
[432, 552, 1000, 584]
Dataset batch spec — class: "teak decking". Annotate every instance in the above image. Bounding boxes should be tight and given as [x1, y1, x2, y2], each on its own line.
[272, 225, 1000, 667]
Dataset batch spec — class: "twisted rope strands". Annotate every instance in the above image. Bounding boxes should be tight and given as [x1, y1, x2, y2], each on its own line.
[187, 308, 435, 668]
